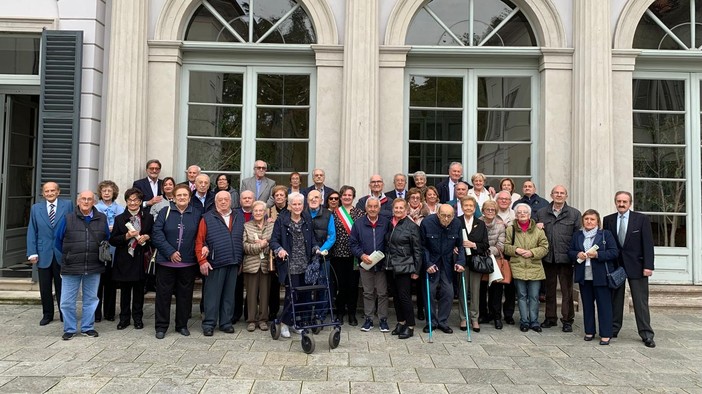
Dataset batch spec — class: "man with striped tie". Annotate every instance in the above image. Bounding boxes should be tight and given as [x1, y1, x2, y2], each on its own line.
[27, 182, 72, 326]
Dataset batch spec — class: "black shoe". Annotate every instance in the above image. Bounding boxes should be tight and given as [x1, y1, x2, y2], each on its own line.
[540, 320, 557, 328]
[81, 330, 99, 337]
[155, 331, 165, 339]
[220, 326, 235, 334]
[94, 317, 102, 323]
[134, 322, 144, 330]
[471, 324, 480, 333]
[459, 325, 467, 332]
[203, 329, 213, 337]
[494, 319, 503, 330]
[391, 323, 403, 335]
[40, 317, 53, 326]
[417, 310, 425, 321]
[398, 326, 414, 339]
[348, 315, 358, 327]
[62, 332, 75, 340]
[562, 323, 573, 333]
[478, 316, 492, 324]
[422, 324, 436, 333]
[438, 324, 453, 334]
[117, 321, 130, 330]
[504, 317, 515, 325]
[643, 338, 656, 348]
[599, 339, 610, 345]
[612, 332, 619, 338]
[520, 324, 529, 332]
[584, 335, 594, 341]
[178, 327, 191, 336]
[105, 316, 115, 322]
[337, 315, 344, 325]
[531, 325, 542, 333]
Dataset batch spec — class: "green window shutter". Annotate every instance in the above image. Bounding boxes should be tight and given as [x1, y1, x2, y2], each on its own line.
[37, 30, 82, 198]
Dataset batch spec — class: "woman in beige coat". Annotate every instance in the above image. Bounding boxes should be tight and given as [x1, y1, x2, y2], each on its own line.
[243, 201, 274, 331]
[504, 203, 549, 333]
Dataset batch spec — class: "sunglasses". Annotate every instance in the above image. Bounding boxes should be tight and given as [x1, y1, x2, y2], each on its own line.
[328, 196, 339, 201]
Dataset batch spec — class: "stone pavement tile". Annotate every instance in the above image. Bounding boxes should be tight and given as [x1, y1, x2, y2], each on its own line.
[491, 384, 545, 393]
[199, 378, 254, 394]
[592, 357, 648, 373]
[553, 357, 601, 371]
[639, 359, 697, 374]
[539, 385, 594, 393]
[548, 370, 604, 386]
[520, 345, 569, 358]
[46, 360, 106, 377]
[431, 354, 478, 369]
[328, 366, 373, 381]
[301, 380, 350, 394]
[176, 349, 226, 366]
[489, 334, 532, 345]
[264, 351, 308, 366]
[221, 350, 267, 365]
[372, 367, 419, 383]
[282, 365, 328, 381]
[1, 361, 60, 376]
[557, 345, 608, 358]
[443, 343, 489, 356]
[0, 376, 60, 393]
[46, 347, 104, 363]
[350, 381, 399, 393]
[250, 380, 301, 393]
[331, 339, 369, 353]
[0, 362, 17, 375]
[208, 339, 253, 352]
[367, 341, 410, 354]
[586, 386, 643, 394]
[94, 362, 151, 377]
[188, 363, 240, 379]
[0, 346, 21, 360]
[445, 383, 496, 393]
[482, 344, 529, 357]
[4, 347, 60, 362]
[134, 349, 185, 363]
[635, 388, 690, 393]
[416, 367, 466, 384]
[504, 370, 558, 385]
[46, 376, 110, 393]
[91, 348, 145, 363]
[512, 357, 564, 371]
[597, 346, 649, 361]
[141, 363, 195, 378]
[308, 352, 349, 366]
[85, 338, 135, 350]
[168, 337, 216, 351]
[250, 338, 294, 352]
[526, 336, 576, 346]
[349, 352, 391, 367]
[390, 353, 433, 368]
[638, 348, 690, 361]
[681, 387, 702, 394]
[148, 377, 206, 394]
[470, 356, 520, 370]
[407, 343, 449, 355]
[398, 382, 447, 393]
[0, 378, 11, 387]
[235, 364, 283, 380]
[95, 377, 158, 393]
[5, 336, 58, 349]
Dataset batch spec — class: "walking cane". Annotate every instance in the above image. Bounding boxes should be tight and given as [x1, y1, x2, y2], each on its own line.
[461, 271, 471, 342]
[425, 273, 433, 344]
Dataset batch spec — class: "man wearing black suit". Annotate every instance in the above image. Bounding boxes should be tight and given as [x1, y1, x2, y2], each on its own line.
[132, 159, 164, 210]
[302, 168, 335, 206]
[190, 174, 215, 213]
[436, 162, 464, 203]
[603, 191, 655, 348]
[385, 173, 408, 200]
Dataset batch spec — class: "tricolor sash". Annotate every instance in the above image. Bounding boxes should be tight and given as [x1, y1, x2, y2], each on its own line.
[336, 206, 355, 234]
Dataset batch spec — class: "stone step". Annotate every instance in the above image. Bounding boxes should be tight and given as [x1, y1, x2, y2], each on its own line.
[0, 279, 37, 292]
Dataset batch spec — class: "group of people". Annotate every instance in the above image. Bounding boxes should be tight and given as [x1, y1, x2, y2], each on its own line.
[26, 159, 656, 348]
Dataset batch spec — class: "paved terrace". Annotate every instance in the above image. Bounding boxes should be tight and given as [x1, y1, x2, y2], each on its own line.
[0, 303, 700, 393]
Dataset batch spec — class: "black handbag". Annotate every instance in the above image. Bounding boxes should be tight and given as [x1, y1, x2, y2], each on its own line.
[605, 263, 627, 289]
[468, 254, 494, 274]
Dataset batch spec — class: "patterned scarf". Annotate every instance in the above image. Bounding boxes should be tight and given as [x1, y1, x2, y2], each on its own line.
[582, 227, 598, 267]
[128, 213, 142, 257]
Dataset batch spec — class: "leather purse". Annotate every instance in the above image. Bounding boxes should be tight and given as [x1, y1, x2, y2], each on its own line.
[605, 262, 627, 289]
[496, 253, 512, 284]
[468, 254, 494, 274]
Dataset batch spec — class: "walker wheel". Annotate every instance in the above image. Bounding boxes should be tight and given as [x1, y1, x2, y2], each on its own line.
[301, 333, 316, 354]
[270, 321, 281, 340]
[328, 327, 341, 349]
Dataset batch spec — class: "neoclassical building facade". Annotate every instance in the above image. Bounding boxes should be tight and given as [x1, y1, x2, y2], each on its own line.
[0, 0, 700, 285]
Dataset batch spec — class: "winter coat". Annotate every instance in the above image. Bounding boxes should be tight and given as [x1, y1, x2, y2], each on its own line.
[385, 217, 422, 275]
[109, 210, 154, 282]
[504, 220, 549, 281]
[242, 220, 274, 274]
[568, 229, 619, 287]
[349, 215, 390, 272]
[534, 202, 581, 264]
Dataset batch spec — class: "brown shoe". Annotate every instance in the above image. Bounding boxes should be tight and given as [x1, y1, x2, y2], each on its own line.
[258, 321, 269, 331]
[247, 323, 256, 332]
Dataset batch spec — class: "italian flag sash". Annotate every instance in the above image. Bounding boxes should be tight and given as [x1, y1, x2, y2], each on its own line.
[336, 206, 354, 234]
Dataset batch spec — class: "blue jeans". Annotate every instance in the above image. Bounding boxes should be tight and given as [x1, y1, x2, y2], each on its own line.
[514, 279, 540, 327]
[60, 273, 100, 333]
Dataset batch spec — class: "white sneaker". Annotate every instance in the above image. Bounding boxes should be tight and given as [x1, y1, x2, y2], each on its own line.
[292, 327, 303, 335]
[280, 324, 291, 338]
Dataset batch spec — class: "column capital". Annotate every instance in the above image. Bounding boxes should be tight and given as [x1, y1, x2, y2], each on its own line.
[312, 44, 344, 67]
[539, 48, 574, 71]
[379, 46, 411, 68]
[612, 49, 640, 71]
[148, 40, 183, 64]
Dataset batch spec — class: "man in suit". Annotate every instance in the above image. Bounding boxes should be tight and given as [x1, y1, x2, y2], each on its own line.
[302, 168, 335, 206]
[356, 175, 393, 218]
[603, 191, 656, 348]
[241, 160, 276, 203]
[132, 159, 164, 210]
[436, 162, 464, 203]
[27, 182, 72, 325]
[190, 174, 215, 213]
[181, 165, 201, 192]
[385, 173, 408, 200]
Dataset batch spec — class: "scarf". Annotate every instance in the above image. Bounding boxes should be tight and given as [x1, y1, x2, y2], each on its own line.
[335, 206, 355, 234]
[582, 227, 598, 267]
[128, 212, 142, 257]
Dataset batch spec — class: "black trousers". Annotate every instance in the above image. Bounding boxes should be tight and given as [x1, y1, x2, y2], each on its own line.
[612, 276, 654, 340]
[155, 264, 197, 332]
[38, 258, 62, 320]
[269, 272, 281, 320]
[232, 274, 246, 323]
[118, 280, 145, 324]
[413, 271, 426, 317]
[488, 281, 515, 320]
[331, 257, 359, 317]
[479, 280, 490, 319]
[394, 273, 415, 327]
[96, 267, 116, 320]
[543, 263, 575, 324]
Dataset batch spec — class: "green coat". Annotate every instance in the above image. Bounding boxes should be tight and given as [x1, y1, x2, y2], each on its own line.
[504, 220, 549, 281]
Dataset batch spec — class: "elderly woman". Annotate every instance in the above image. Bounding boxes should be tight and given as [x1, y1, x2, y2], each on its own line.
[214, 173, 241, 210]
[500, 177, 521, 203]
[270, 192, 318, 338]
[504, 203, 549, 332]
[412, 171, 428, 196]
[568, 209, 619, 345]
[385, 198, 422, 339]
[424, 186, 442, 215]
[481, 200, 508, 329]
[150, 177, 176, 217]
[325, 190, 341, 211]
[95, 180, 124, 322]
[329, 185, 364, 326]
[109, 188, 153, 330]
[457, 196, 489, 332]
[266, 184, 288, 320]
[288, 172, 303, 194]
[151, 184, 202, 339]
[243, 201, 274, 332]
[406, 187, 429, 225]
[467, 173, 492, 207]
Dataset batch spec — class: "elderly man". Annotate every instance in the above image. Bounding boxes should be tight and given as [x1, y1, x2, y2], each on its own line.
[495, 191, 515, 225]
[420, 204, 465, 334]
[436, 162, 464, 203]
[512, 180, 549, 212]
[534, 185, 581, 332]
[231, 189, 255, 324]
[303, 168, 335, 205]
[195, 191, 245, 336]
[241, 160, 276, 203]
[350, 197, 391, 332]
[356, 174, 393, 218]
[182, 165, 201, 192]
[54, 190, 110, 340]
[27, 181, 72, 325]
[132, 159, 164, 209]
[385, 173, 408, 200]
[446, 181, 482, 218]
[190, 174, 215, 213]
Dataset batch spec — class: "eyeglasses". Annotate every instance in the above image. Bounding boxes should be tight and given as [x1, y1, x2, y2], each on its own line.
[254, 166, 267, 170]
[127, 198, 142, 204]
[328, 196, 339, 201]
[147, 167, 161, 171]
[79, 197, 93, 202]
[516, 211, 529, 215]
[483, 208, 496, 212]
[497, 197, 510, 201]
[439, 214, 453, 219]
[370, 180, 383, 184]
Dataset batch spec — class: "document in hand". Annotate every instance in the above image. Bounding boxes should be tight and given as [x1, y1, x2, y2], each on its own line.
[360, 250, 385, 270]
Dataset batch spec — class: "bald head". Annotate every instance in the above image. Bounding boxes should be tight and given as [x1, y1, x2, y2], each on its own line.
[240, 190, 254, 210]
[215, 190, 231, 215]
[438, 204, 455, 227]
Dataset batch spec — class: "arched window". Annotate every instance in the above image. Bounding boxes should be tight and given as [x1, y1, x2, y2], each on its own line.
[404, 0, 538, 189]
[181, 0, 317, 186]
[633, 0, 702, 50]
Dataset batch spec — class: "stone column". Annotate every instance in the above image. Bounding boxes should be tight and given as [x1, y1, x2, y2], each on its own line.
[102, 0, 148, 193]
[570, 0, 614, 214]
[339, 1, 379, 189]
[611, 50, 639, 196]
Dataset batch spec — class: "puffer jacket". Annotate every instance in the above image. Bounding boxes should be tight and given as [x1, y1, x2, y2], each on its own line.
[534, 202, 581, 264]
[242, 220, 274, 274]
[482, 216, 506, 256]
[385, 217, 422, 275]
[504, 219, 549, 281]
